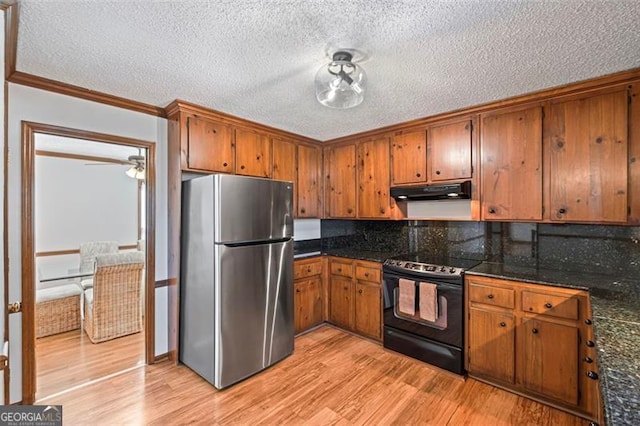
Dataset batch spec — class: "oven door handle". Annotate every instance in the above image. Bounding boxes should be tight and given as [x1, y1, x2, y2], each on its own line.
[383, 273, 463, 292]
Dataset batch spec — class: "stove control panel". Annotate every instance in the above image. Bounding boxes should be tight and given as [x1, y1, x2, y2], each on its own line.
[383, 259, 464, 276]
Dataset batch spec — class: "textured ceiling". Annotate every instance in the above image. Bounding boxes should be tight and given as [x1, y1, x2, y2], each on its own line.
[16, 0, 640, 141]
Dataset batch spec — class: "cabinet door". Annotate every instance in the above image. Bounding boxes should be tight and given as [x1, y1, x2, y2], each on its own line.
[522, 318, 579, 406]
[186, 116, 233, 173]
[235, 127, 271, 178]
[354, 281, 381, 341]
[329, 276, 353, 329]
[548, 91, 628, 223]
[273, 137, 297, 214]
[468, 307, 515, 384]
[297, 144, 322, 218]
[391, 130, 427, 185]
[429, 120, 472, 181]
[358, 137, 391, 218]
[294, 277, 323, 334]
[325, 144, 357, 218]
[481, 107, 543, 220]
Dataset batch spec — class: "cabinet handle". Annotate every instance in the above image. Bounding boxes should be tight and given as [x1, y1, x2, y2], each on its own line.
[487, 294, 494, 299]
[296, 288, 300, 293]
[347, 208, 353, 214]
[585, 319, 592, 325]
[416, 173, 421, 178]
[488, 208, 496, 214]
[307, 267, 312, 273]
[586, 371, 599, 380]
[558, 208, 566, 214]
[586, 340, 595, 347]
[364, 272, 369, 277]
[223, 162, 228, 167]
[358, 289, 363, 294]
[343, 286, 348, 290]
[499, 322, 506, 327]
[435, 170, 441, 175]
[532, 328, 538, 334]
[300, 208, 306, 214]
[337, 268, 342, 272]
[584, 356, 593, 363]
[544, 302, 553, 309]
[240, 165, 245, 170]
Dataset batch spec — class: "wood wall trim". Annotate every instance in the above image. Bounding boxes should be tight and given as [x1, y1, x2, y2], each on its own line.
[35, 244, 138, 258]
[35, 149, 131, 165]
[154, 353, 169, 362]
[8, 71, 166, 118]
[165, 99, 320, 146]
[325, 67, 640, 145]
[21, 122, 157, 402]
[4, 2, 17, 79]
[155, 279, 170, 288]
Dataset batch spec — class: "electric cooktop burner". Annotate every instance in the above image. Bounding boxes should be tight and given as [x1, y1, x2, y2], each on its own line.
[383, 252, 482, 277]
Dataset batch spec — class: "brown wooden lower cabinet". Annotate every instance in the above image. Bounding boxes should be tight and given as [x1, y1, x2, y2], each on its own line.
[293, 257, 324, 334]
[465, 275, 602, 424]
[328, 257, 382, 341]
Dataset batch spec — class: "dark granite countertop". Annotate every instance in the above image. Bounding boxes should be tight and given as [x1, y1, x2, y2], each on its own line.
[467, 262, 640, 426]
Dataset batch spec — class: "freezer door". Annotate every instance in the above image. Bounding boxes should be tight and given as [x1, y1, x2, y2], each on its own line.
[214, 239, 294, 389]
[214, 174, 293, 243]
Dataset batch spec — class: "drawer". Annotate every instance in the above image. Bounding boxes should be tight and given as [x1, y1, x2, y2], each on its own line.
[521, 291, 578, 320]
[330, 261, 353, 278]
[468, 283, 515, 309]
[294, 260, 322, 279]
[355, 265, 380, 283]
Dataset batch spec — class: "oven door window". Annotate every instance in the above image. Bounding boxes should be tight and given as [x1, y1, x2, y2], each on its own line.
[383, 273, 463, 348]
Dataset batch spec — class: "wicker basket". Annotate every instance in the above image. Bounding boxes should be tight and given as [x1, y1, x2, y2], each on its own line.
[35, 291, 81, 338]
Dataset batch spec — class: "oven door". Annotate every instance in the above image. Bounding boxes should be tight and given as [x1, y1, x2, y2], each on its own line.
[382, 269, 463, 349]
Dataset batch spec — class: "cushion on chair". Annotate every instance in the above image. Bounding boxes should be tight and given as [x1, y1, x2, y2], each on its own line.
[36, 284, 82, 303]
[79, 241, 119, 273]
[95, 251, 144, 267]
[80, 278, 94, 289]
[84, 288, 94, 309]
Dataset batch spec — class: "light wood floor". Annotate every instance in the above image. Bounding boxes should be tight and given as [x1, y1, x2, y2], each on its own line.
[35, 328, 144, 400]
[37, 325, 587, 425]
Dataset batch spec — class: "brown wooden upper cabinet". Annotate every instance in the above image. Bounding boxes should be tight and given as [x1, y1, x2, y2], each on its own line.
[481, 106, 543, 221]
[324, 143, 357, 218]
[297, 144, 322, 218]
[186, 116, 234, 173]
[428, 119, 472, 182]
[272, 136, 297, 212]
[548, 90, 628, 223]
[235, 127, 271, 178]
[391, 130, 427, 185]
[358, 137, 391, 218]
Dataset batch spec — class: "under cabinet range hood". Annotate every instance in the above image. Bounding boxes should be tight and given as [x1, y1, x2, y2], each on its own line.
[390, 181, 471, 201]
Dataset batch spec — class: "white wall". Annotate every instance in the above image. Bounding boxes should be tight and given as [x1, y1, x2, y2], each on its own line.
[35, 155, 139, 278]
[6, 83, 168, 403]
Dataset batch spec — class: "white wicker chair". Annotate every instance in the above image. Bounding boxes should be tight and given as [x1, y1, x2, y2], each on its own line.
[83, 251, 144, 343]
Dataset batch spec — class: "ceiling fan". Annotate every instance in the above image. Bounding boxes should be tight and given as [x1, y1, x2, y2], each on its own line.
[84, 153, 146, 180]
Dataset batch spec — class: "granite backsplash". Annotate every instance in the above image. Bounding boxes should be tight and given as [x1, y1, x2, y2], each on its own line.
[321, 220, 640, 278]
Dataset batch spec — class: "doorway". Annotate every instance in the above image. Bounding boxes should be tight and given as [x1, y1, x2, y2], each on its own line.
[21, 122, 156, 404]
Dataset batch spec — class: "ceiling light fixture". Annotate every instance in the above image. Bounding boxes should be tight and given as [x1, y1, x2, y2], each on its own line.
[125, 154, 146, 180]
[315, 50, 366, 109]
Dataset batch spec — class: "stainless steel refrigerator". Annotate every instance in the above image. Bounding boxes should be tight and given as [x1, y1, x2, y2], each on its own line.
[179, 174, 294, 389]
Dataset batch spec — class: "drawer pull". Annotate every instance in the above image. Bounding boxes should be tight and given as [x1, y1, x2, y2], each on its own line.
[488, 207, 496, 214]
[532, 328, 538, 334]
[586, 371, 599, 380]
[343, 286, 348, 290]
[307, 267, 312, 273]
[586, 340, 595, 347]
[296, 288, 300, 293]
[499, 322, 506, 327]
[223, 162, 228, 167]
[544, 302, 553, 309]
[337, 268, 342, 272]
[558, 208, 566, 214]
[585, 319, 592, 325]
[358, 289, 363, 294]
[487, 294, 494, 299]
[584, 356, 593, 363]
